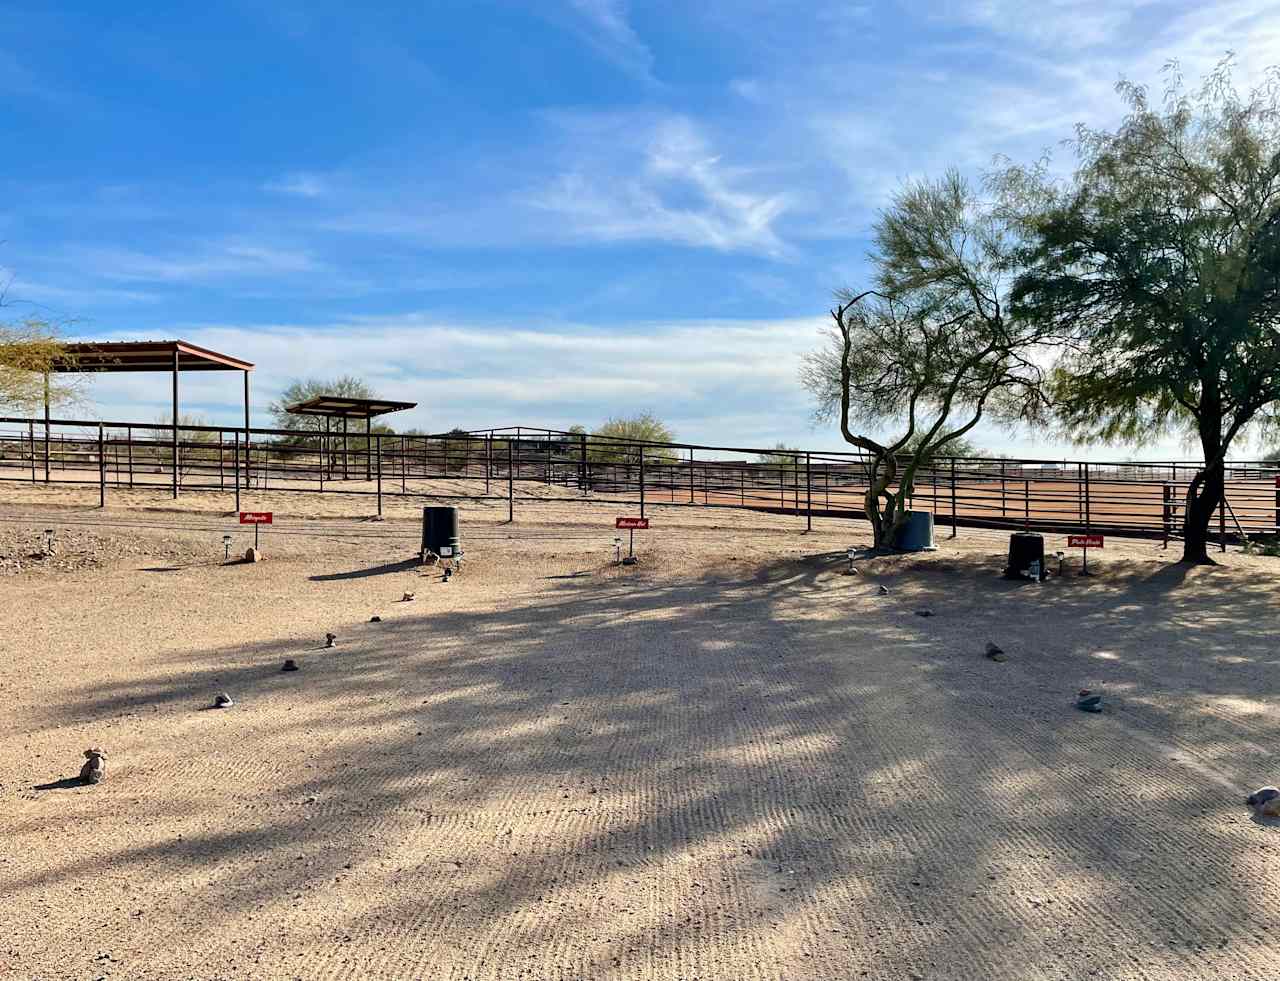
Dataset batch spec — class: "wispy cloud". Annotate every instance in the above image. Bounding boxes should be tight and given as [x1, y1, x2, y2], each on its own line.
[79, 242, 319, 283]
[263, 173, 329, 198]
[563, 0, 656, 82]
[530, 114, 791, 256]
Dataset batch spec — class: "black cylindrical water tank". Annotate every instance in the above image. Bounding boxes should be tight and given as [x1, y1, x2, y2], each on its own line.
[892, 510, 935, 551]
[1005, 532, 1045, 580]
[422, 506, 461, 557]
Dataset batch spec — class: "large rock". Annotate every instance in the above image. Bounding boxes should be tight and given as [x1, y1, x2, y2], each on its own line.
[244, 547, 263, 563]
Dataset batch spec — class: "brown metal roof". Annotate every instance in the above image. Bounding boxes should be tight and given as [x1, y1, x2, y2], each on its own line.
[286, 396, 417, 419]
[51, 340, 254, 373]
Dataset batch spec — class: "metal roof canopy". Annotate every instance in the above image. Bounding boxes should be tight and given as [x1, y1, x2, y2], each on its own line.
[286, 396, 417, 420]
[51, 340, 255, 373]
[37, 339, 254, 502]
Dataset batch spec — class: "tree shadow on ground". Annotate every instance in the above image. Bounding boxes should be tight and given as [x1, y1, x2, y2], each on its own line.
[12, 544, 1280, 978]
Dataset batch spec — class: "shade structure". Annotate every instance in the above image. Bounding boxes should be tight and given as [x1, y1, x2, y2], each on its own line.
[286, 396, 418, 482]
[42, 339, 254, 500]
[51, 340, 254, 373]
[285, 396, 417, 419]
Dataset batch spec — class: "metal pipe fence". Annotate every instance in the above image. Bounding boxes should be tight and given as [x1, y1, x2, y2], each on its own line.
[2, 415, 1277, 546]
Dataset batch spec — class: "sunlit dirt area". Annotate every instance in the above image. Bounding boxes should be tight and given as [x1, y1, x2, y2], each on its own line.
[4, 490, 1280, 980]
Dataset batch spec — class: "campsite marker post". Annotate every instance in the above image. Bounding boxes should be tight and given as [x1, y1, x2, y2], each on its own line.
[1067, 533, 1103, 576]
[616, 516, 649, 565]
[240, 511, 273, 550]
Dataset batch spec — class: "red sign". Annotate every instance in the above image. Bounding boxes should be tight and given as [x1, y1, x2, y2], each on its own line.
[616, 517, 649, 530]
[1068, 534, 1103, 548]
[239, 512, 273, 525]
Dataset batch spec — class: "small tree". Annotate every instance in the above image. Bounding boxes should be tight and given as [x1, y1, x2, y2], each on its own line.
[268, 376, 374, 439]
[802, 172, 1052, 549]
[757, 442, 801, 472]
[0, 318, 80, 414]
[1008, 60, 1280, 563]
[588, 412, 678, 464]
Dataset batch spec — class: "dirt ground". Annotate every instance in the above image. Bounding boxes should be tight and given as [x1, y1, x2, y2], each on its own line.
[4, 486, 1280, 980]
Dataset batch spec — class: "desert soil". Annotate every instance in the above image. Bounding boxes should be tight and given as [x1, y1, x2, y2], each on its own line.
[3, 486, 1280, 980]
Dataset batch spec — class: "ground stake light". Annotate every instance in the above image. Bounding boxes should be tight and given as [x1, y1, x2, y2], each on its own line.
[223, 534, 232, 561]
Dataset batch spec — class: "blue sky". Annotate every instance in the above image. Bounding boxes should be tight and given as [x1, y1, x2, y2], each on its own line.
[2, 1, 1278, 457]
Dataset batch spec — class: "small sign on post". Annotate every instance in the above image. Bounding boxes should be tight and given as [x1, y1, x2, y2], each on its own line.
[239, 511, 272, 550]
[615, 516, 648, 564]
[1067, 533, 1103, 575]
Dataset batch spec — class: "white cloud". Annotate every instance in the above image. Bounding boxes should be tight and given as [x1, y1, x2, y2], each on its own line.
[529, 114, 792, 255]
[563, 0, 656, 82]
[78, 242, 320, 283]
[263, 173, 329, 198]
[74, 314, 824, 447]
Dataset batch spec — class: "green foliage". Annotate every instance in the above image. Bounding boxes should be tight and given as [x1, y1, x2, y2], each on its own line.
[1007, 57, 1280, 560]
[0, 318, 80, 413]
[268, 376, 374, 436]
[801, 171, 1049, 547]
[587, 412, 678, 464]
[900, 431, 986, 462]
[757, 442, 801, 471]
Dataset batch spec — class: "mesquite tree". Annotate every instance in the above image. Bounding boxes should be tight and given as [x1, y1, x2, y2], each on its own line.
[1008, 60, 1280, 563]
[802, 172, 1051, 548]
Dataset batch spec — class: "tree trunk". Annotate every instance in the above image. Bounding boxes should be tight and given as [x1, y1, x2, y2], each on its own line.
[1181, 419, 1225, 564]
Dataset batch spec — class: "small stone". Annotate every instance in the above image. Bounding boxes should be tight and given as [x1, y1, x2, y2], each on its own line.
[213, 692, 234, 708]
[984, 642, 1007, 662]
[244, 546, 263, 563]
[370, 615, 382, 623]
[1076, 689, 1103, 712]
[282, 658, 299, 672]
[80, 748, 106, 785]
[402, 592, 416, 602]
[877, 585, 889, 596]
[325, 633, 337, 649]
[915, 609, 934, 617]
[1247, 786, 1280, 816]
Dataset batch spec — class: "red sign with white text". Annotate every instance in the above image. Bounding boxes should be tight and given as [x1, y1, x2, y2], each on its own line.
[1068, 534, 1103, 548]
[616, 517, 649, 530]
[239, 512, 273, 525]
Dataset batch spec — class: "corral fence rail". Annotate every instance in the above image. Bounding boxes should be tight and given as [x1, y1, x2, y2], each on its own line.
[2, 416, 1277, 548]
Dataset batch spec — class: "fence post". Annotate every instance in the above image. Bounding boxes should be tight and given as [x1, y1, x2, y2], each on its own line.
[805, 453, 813, 531]
[639, 447, 646, 519]
[689, 447, 695, 503]
[219, 430, 225, 489]
[950, 457, 957, 538]
[486, 435, 493, 495]
[28, 421, 35, 483]
[376, 435, 383, 517]
[233, 432, 241, 512]
[98, 424, 106, 508]
[1024, 478, 1030, 533]
[1161, 484, 1169, 548]
[1084, 462, 1091, 534]
[1000, 459, 1006, 517]
[507, 439, 514, 523]
[1274, 469, 1280, 535]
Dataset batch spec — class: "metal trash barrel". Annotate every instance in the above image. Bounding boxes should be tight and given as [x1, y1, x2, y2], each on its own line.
[422, 506, 461, 559]
[1005, 532, 1045, 580]
[893, 510, 935, 551]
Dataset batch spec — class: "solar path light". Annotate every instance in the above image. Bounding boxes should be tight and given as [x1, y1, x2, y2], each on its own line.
[223, 534, 232, 562]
